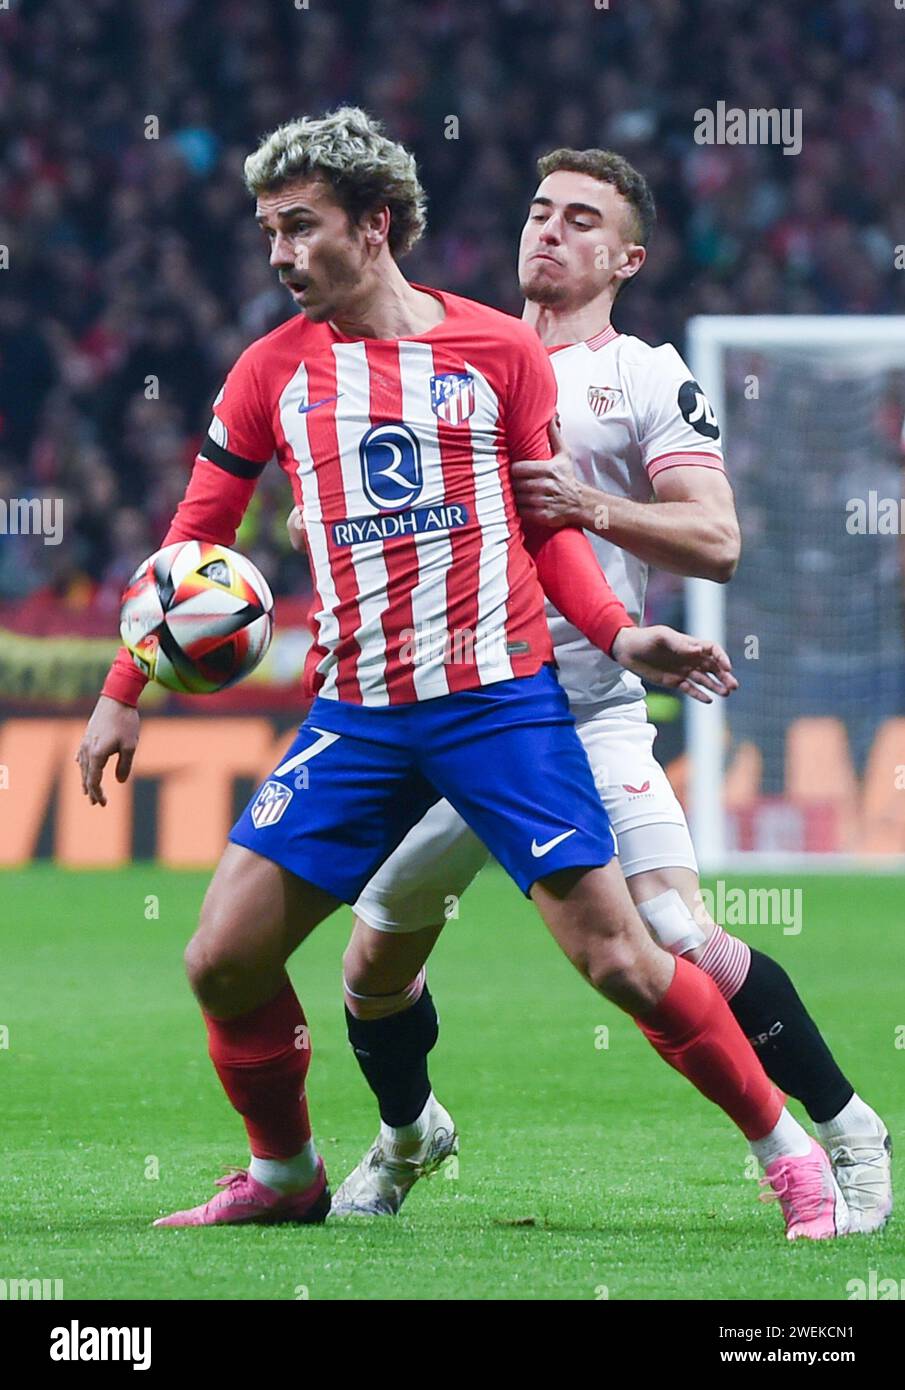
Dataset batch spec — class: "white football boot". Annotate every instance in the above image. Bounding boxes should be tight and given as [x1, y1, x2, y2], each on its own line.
[827, 1125, 893, 1234]
[330, 1096, 458, 1217]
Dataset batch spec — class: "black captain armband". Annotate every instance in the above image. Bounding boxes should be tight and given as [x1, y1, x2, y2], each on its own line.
[199, 434, 268, 480]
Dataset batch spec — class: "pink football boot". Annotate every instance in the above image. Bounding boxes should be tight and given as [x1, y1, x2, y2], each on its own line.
[154, 1161, 330, 1227]
[760, 1139, 849, 1240]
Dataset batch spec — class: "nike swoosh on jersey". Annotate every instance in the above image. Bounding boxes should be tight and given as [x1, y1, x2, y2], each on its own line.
[298, 393, 343, 414]
[530, 828, 578, 857]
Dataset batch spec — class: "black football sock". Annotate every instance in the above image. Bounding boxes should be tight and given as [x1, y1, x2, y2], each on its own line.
[727, 947, 854, 1124]
[344, 984, 439, 1128]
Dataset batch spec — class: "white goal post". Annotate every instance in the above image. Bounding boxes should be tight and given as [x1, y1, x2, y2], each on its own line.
[685, 316, 905, 872]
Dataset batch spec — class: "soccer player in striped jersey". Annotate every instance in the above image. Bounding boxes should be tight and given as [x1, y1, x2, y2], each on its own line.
[331, 146, 891, 1237]
[78, 110, 839, 1237]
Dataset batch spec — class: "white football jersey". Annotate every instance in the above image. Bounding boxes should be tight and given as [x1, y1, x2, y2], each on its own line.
[546, 324, 725, 711]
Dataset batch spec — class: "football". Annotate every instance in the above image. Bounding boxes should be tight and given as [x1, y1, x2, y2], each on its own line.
[119, 540, 274, 693]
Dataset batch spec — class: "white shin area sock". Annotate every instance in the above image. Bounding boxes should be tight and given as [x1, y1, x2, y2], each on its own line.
[249, 1139, 320, 1194]
[750, 1108, 813, 1168]
[380, 1093, 434, 1147]
[814, 1092, 883, 1142]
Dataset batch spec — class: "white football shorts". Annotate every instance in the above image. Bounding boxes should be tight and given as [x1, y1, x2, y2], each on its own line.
[353, 700, 698, 933]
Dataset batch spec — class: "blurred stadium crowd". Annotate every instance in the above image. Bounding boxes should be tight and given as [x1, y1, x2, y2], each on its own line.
[2, 0, 904, 621]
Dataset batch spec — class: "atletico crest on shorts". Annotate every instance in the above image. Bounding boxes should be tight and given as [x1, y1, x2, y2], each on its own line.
[251, 780, 293, 828]
[430, 372, 476, 425]
[587, 385, 621, 417]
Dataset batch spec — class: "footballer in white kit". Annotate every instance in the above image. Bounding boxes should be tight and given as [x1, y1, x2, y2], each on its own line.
[353, 325, 718, 926]
[331, 146, 892, 1230]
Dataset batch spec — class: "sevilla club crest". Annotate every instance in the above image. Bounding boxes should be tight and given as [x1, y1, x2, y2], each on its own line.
[587, 385, 621, 417]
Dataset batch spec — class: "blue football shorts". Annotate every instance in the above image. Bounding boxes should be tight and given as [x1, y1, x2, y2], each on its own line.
[229, 664, 616, 902]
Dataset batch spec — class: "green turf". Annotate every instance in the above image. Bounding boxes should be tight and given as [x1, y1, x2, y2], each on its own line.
[2, 866, 902, 1300]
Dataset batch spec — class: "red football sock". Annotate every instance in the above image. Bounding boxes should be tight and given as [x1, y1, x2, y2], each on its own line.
[204, 980, 313, 1160]
[636, 955, 783, 1141]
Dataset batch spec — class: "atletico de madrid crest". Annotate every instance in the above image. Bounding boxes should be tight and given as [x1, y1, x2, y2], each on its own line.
[250, 780, 293, 829]
[587, 385, 621, 417]
[430, 372, 476, 425]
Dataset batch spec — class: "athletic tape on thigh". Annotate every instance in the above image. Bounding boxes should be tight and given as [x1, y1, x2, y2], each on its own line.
[636, 888, 707, 956]
[342, 966, 426, 1020]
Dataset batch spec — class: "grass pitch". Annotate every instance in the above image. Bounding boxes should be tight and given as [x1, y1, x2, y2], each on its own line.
[2, 866, 902, 1301]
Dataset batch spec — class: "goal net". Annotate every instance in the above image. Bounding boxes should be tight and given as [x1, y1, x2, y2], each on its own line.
[685, 316, 905, 870]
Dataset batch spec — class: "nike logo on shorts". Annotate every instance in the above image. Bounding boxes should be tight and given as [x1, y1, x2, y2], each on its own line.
[530, 828, 578, 858]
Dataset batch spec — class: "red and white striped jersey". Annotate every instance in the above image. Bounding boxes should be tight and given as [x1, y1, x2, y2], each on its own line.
[547, 326, 726, 712]
[106, 286, 599, 708]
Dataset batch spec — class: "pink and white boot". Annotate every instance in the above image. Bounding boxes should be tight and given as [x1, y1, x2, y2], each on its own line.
[154, 1160, 330, 1227]
[760, 1139, 849, 1240]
